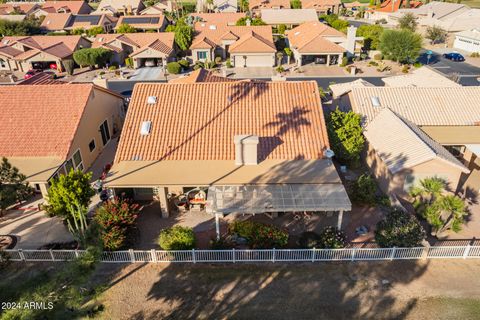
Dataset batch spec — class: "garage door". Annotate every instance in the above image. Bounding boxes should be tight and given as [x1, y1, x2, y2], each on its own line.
[234, 55, 272, 67]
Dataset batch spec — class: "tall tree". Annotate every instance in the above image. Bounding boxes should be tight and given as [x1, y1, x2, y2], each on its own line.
[0, 158, 33, 215]
[116, 23, 137, 34]
[379, 29, 422, 64]
[424, 195, 468, 236]
[356, 24, 384, 50]
[398, 12, 417, 32]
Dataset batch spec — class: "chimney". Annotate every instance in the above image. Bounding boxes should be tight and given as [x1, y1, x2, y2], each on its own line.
[346, 25, 357, 57]
[234, 135, 259, 165]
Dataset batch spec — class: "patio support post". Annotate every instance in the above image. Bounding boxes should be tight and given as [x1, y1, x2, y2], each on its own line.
[326, 54, 331, 66]
[337, 210, 344, 229]
[215, 213, 220, 240]
[157, 187, 170, 218]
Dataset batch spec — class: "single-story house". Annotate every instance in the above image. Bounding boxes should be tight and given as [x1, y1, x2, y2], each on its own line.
[196, 0, 238, 13]
[365, 0, 421, 22]
[93, 0, 145, 15]
[92, 33, 176, 68]
[169, 68, 238, 83]
[0, 35, 91, 73]
[140, 0, 177, 14]
[388, 2, 480, 32]
[349, 87, 480, 197]
[191, 12, 246, 31]
[0, 2, 40, 15]
[260, 9, 319, 27]
[249, 0, 291, 16]
[32, 0, 93, 17]
[454, 29, 480, 53]
[301, 0, 342, 15]
[0, 83, 125, 198]
[363, 108, 469, 200]
[104, 81, 351, 236]
[115, 14, 168, 32]
[41, 13, 117, 33]
[329, 79, 374, 111]
[382, 66, 461, 87]
[190, 25, 276, 67]
[286, 23, 361, 66]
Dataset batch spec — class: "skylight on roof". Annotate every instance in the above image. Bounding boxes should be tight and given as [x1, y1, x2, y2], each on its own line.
[147, 96, 157, 104]
[371, 96, 381, 108]
[140, 121, 152, 135]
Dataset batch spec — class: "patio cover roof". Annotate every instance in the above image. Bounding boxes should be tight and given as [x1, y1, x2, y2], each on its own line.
[8, 157, 64, 183]
[206, 184, 352, 214]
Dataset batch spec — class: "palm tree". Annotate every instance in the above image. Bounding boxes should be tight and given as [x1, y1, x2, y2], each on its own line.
[410, 177, 446, 205]
[426, 195, 468, 236]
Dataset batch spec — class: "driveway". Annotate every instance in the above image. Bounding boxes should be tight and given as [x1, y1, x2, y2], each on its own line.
[130, 67, 165, 81]
[0, 198, 72, 249]
[418, 50, 480, 83]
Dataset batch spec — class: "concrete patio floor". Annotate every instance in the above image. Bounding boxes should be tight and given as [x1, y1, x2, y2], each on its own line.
[0, 197, 72, 249]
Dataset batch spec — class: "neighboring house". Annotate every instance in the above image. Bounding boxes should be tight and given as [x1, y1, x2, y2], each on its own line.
[0, 83, 125, 198]
[344, 1, 365, 10]
[191, 12, 246, 31]
[365, 0, 421, 22]
[92, 33, 176, 68]
[32, 0, 93, 17]
[389, 1, 480, 32]
[190, 26, 276, 67]
[140, 1, 177, 14]
[363, 108, 469, 201]
[0, 2, 40, 15]
[249, 0, 291, 17]
[286, 23, 360, 66]
[196, 0, 237, 13]
[382, 66, 461, 87]
[0, 14, 27, 23]
[115, 14, 168, 32]
[93, 0, 145, 15]
[349, 87, 480, 198]
[169, 68, 237, 83]
[0, 35, 91, 72]
[301, 0, 342, 15]
[104, 81, 351, 235]
[260, 9, 319, 27]
[454, 29, 480, 53]
[329, 78, 374, 111]
[41, 13, 117, 33]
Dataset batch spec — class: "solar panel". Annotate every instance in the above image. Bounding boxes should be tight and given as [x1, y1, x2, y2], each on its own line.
[72, 15, 101, 25]
[122, 17, 160, 25]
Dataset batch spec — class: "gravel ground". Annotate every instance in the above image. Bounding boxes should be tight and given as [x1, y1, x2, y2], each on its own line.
[94, 260, 480, 320]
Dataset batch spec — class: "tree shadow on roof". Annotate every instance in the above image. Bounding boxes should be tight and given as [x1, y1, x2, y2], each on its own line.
[264, 107, 311, 137]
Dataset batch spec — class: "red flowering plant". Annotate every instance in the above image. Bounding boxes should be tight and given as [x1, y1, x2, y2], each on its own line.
[94, 197, 140, 250]
[229, 220, 289, 249]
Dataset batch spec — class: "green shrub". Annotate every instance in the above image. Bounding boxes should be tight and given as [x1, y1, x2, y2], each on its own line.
[368, 60, 379, 66]
[63, 59, 75, 75]
[73, 47, 112, 68]
[413, 61, 423, 68]
[71, 27, 85, 35]
[167, 61, 181, 74]
[402, 65, 410, 73]
[86, 26, 104, 37]
[178, 58, 190, 69]
[351, 174, 377, 205]
[226, 58, 232, 68]
[470, 52, 480, 58]
[108, 65, 118, 70]
[229, 220, 288, 248]
[375, 209, 425, 247]
[278, 24, 287, 34]
[276, 65, 285, 73]
[340, 56, 348, 67]
[318, 227, 347, 249]
[125, 57, 133, 68]
[373, 53, 383, 60]
[158, 226, 196, 250]
[94, 198, 140, 251]
[210, 236, 233, 249]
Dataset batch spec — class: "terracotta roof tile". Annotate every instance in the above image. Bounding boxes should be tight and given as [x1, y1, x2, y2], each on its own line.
[192, 12, 245, 30]
[41, 0, 92, 14]
[301, 0, 341, 10]
[115, 81, 329, 163]
[287, 21, 346, 53]
[18, 72, 66, 85]
[40, 13, 71, 30]
[0, 84, 94, 158]
[169, 69, 238, 84]
[249, 0, 291, 10]
[229, 30, 276, 53]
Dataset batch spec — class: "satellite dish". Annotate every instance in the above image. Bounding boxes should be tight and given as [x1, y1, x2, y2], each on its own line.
[324, 149, 335, 159]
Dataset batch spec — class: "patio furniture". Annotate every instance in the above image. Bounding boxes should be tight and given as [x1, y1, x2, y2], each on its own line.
[356, 225, 369, 236]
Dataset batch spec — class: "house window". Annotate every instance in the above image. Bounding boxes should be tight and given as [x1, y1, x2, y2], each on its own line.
[99, 120, 110, 146]
[197, 51, 207, 60]
[65, 159, 74, 173]
[89, 139, 96, 152]
[73, 150, 83, 169]
[0, 59, 5, 68]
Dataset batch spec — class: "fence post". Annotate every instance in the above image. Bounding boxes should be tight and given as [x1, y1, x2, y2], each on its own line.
[74, 249, 79, 258]
[423, 247, 429, 260]
[151, 249, 157, 263]
[463, 244, 471, 259]
[192, 249, 196, 264]
[390, 247, 396, 261]
[311, 248, 316, 262]
[129, 249, 135, 263]
[18, 249, 25, 262]
[272, 248, 276, 263]
[232, 248, 236, 263]
[351, 248, 356, 261]
[49, 249, 55, 261]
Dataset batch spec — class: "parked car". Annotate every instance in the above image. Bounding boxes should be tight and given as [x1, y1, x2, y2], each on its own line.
[443, 52, 465, 62]
[23, 69, 38, 80]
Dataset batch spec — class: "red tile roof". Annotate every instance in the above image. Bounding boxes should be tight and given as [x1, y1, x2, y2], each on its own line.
[115, 81, 329, 163]
[169, 69, 238, 84]
[18, 72, 66, 85]
[0, 84, 93, 158]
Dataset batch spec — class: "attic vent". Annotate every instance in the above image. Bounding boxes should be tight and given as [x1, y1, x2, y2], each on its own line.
[147, 96, 157, 104]
[140, 121, 152, 135]
[371, 96, 381, 108]
[132, 155, 142, 160]
[294, 32, 300, 36]
[209, 24, 217, 30]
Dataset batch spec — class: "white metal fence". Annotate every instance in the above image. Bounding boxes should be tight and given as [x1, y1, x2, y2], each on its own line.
[2, 245, 480, 263]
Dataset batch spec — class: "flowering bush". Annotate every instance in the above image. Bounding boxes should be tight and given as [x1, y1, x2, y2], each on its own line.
[229, 221, 289, 249]
[158, 226, 195, 250]
[375, 209, 425, 247]
[317, 227, 347, 249]
[94, 198, 139, 250]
